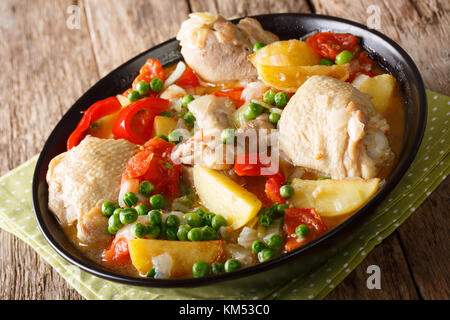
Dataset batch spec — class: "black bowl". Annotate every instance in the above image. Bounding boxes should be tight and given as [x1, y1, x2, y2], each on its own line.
[32, 13, 426, 298]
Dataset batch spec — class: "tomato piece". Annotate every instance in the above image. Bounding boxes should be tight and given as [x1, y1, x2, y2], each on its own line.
[306, 32, 359, 60]
[348, 51, 376, 82]
[212, 88, 245, 107]
[122, 138, 180, 198]
[265, 175, 287, 204]
[67, 97, 122, 150]
[176, 67, 200, 88]
[234, 153, 280, 177]
[112, 97, 169, 145]
[103, 238, 130, 264]
[283, 208, 327, 252]
[132, 58, 166, 88]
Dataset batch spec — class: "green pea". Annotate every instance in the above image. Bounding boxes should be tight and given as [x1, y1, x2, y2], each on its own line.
[101, 201, 116, 217]
[150, 78, 163, 92]
[211, 262, 225, 275]
[159, 111, 172, 117]
[280, 185, 294, 199]
[168, 130, 183, 143]
[119, 208, 138, 224]
[128, 90, 140, 102]
[150, 194, 165, 209]
[259, 211, 273, 227]
[203, 212, 216, 227]
[244, 102, 264, 120]
[148, 209, 162, 225]
[263, 89, 277, 105]
[221, 128, 235, 144]
[187, 227, 203, 241]
[154, 134, 169, 142]
[183, 111, 195, 124]
[276, 203, 289, 215]
[181, 94, 195, 109]
[266, 234, 283, 251]
[123, 192, 138, 207]
[253, 42, 266, 52]
[196, 208, 207, 217]
[135, 204, 149, 216]
[192, 261, 210, 278]
[177, 224, 191, 241]
[295, 224, 310, 238]
[319, 58, 334, 66]
[132, 222, 148, 238]
[224, 259, 241, 272]
[211, 214, 227, 230]
[184, 212, 204, 228]
[252, 240, 266, 254]
[317, 177, 330, 180]
[146, 224, 161, 239]
[269, 112, 281, 124]
[107, 212, 123, 235]
[258, 248, 275, 262]
[136, 81, 150, 96]
[146, 267, 156, 278]
[201, 226, 217, 241]
[164, 215, 179, 229]
[165, 227, 179, 240]
[335, 50, 353, 65]
[274, 92, 289, 108]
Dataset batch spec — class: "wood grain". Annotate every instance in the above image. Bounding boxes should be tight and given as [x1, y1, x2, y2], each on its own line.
[0, 0, 448, 300]
[0, 0, 98, 300]
[84, 0, 190, 77]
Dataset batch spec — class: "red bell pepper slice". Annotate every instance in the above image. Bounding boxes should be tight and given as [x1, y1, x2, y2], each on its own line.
[283, 208, 327, 252]
[235, 153, 286, 204]
[103, 238, 130, 265]
[67, 96, 122, 150]
[306, 32, 359, 61]
[176, 67, 200, 88]
[122, 138, 180, 198]
[112, 97, 169, 145]
[212, 88, 245, 107]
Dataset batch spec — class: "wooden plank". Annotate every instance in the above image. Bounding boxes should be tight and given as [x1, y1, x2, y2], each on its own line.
[84, 0, 191, 77]
[325, 233, 420, 299]
[396, 178, 450, 299]
[311, 0, 449, 299]
[310, 0, 450, 94]
[0, 0, 98, 299]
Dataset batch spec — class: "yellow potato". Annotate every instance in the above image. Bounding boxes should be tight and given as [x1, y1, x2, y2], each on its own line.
[248, 40, 350, 91]
[153, 116, 178, 137]
[354, 74, 396, 114]
[193, 165, 262, 230]
[290, 178, 380, 228]
[129, 239, 226, 277]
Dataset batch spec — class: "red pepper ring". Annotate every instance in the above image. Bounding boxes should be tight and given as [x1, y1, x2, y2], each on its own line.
[67, 96, 122, 150]
[112, 97, 169, 145]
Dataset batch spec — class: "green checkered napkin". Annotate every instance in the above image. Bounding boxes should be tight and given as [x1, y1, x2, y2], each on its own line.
[0, 90, 448, 300]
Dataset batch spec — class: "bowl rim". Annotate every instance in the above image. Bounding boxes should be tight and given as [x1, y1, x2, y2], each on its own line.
[32, 12, 427, 288]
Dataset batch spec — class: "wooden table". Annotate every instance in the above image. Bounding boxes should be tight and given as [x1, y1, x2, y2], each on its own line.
[0, 0, 448, 300]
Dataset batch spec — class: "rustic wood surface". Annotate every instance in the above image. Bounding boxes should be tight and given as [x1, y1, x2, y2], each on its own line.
[0, 0, 448, 300]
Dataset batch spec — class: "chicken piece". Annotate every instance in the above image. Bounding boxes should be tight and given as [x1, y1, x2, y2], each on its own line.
[77, 206, 111, 245]
[176, 12, 278, 83]
[236, 114, 275, 154]
[278, 75, 394, 179]
[47, 136, 136, 227]
[172, 95, 236, 170]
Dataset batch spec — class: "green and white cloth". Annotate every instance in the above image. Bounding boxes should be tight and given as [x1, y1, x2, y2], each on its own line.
[0, 90, 448, 300]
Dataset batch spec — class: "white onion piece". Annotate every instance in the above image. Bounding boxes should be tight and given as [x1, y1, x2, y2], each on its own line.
[241, 81, 269, 102]
[225, 244, 254, 266]
[164, 61, 186, 88]
[118, 179, 140, 207]
[152, 253, 173, 279]
[237, 227, 258, 249]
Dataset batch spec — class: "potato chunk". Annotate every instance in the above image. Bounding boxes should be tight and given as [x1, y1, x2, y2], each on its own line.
[353, 74, 396, 114]
[290, 178, 380, 228]
[193, 165, 262, 230]
[129, 239, 226, 277]
[153, 116, 178, 137]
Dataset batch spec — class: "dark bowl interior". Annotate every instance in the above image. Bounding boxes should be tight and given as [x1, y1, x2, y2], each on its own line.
[32, 13, 426, 289]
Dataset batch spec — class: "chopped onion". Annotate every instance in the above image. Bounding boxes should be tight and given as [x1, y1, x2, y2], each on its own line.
[225, 243, 254, 266]
[152, 253, 173, 279]
[164, 61, 186, 88]
[237, 227, 258, 248]
[118, 179, 141, 207]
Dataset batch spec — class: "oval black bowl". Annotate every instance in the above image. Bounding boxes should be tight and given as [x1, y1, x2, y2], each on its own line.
[33, 13, 426, 298]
